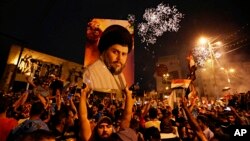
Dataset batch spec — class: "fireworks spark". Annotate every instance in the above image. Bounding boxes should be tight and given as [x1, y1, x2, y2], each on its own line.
[137, 3, 184, 45]
[192, 46, 210, 67]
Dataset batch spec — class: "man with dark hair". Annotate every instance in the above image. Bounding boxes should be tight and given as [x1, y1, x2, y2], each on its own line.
[49, 108, 78, 141]
[82, 24, 133, 98]
[49, 74, 64, 99]
[79, 85, 137, 141]
[145, 107, 161, 131]
[7, 101, 49, 141]
[197, 115, 214, 140]
[144, 127, 161, 141]
[19, 129, 56, 141]
[89, 104, 102, 121]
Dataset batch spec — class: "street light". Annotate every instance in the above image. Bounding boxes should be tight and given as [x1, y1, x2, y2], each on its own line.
[195, 37, 223, 98]
[228, 68, 235, 73]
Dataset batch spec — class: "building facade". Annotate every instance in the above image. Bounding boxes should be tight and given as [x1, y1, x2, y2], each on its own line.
[155, 55, 183, 95]
[0, 45, 83, 92]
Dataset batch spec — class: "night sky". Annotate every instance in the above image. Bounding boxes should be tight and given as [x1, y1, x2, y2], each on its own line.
[1, 0, 249, 90]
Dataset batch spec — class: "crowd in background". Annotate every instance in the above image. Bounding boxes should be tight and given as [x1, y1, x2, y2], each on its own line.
[0, 76, 250, 141]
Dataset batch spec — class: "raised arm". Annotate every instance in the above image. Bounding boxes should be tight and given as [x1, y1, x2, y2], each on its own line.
[25, 75, 37, 88]
[181, 97, 208, 141]
[141, 101, 151, 117]
[188, 96, 198, 112]
[36, 93, 48, 107]
[12, 90, 29, 111]
[120, 87, 134, 129]
[69, 95, 78, 119]
[79, 86, 92, 141]
[230, 106, 247, 125]
[55, 89, 62, 111]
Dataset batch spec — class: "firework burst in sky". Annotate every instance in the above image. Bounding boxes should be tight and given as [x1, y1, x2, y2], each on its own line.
[137, 2, 184, 45]
[192, 46, 210, 67]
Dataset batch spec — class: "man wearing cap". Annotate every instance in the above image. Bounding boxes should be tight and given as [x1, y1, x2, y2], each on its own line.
[82, 24, 133, 98]
[79, 85, 137, 141]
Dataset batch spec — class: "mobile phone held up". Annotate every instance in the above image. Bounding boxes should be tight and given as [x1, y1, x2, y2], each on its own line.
[68, 93, 74, 100]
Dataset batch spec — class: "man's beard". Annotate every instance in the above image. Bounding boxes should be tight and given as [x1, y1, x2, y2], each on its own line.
[99, 132, 113, 140]
[108, 62, 125, 75]
[105, 60, 125, 75]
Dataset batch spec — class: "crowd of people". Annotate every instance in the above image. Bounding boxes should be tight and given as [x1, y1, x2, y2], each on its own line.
[1, 81, 250, 141]
[0, 80, 250, 141]
[1, 24, 250, 141]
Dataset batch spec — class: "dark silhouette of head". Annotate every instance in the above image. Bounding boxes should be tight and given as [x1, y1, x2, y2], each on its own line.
[98, 25, 133, 54]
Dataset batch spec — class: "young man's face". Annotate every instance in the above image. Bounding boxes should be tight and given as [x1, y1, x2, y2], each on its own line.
[97, 123, 113, 139]
[92, 105, 98, 113]
[228, 115, 236, 123]
[103, 44, 129, 75]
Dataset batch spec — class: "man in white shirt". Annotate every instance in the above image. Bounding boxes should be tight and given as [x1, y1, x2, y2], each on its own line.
[82, 24, 133, 98]
[197, 115, 214, 140]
